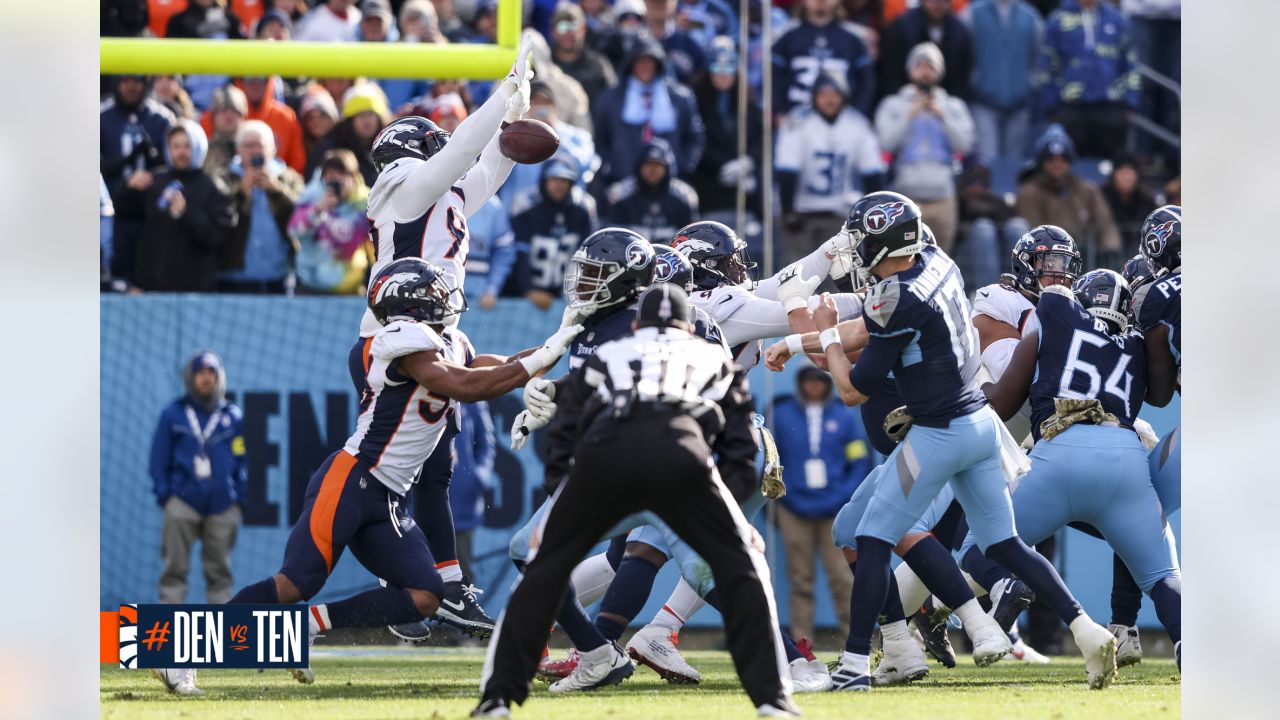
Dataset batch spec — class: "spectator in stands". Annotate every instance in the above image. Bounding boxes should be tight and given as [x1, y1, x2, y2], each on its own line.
[690, 36, 764, 220]
[152, 75, 196, 121]
[202, 85, 249, 178]
[216, 119, 305, 293]
[328, 84, 390, 187]
[399, 0, 445, 43]
[295, 0, 362, 41]
[299, 90, 340, 179]
[498, 81, 598, 207]
[604, 138, 698, 245]
[236, 76, 308, 174]
[101, 75, 176, 283]
[551, 3, 617, 101]
[449, 401, 496, 586]
[594, 37, 705, 187]
[525, 29, 593, 131]
[879, 0, 972, 102]
[152, 351, 246, 605]
[771, 365, 870, 642]
[510, 156, 599, 309]
[165, 1, 245, 111]
[643, 0, 706, 83]
[772, 0, 876, 118]
[581, 0, 623, 52]
[1101, 154, 1158, 259]
[357, 0, 394, 41]
[1037, 0, 1139, 159]
[599, 0, 646, 69]
[956, 162, 1027, 290]
[432, 0, 475, 42]
[287, 149, 372, 294]
[875, 42, 974, 252]
[1015, 125, 1121, 267]
[778, 72, 885, 261]
[962, 0, 1041, 165]
[103, 0, 148, 37]
[268, 0, 310, 24]
[135, 121, 237, 292]
[679, 0, 739, 49]
[316, 77, 357, 110]
[255, 9, 293, 40]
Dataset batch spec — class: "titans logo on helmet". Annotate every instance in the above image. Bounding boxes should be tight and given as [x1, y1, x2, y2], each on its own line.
[1144, 220, 1176, 257]
[863, 202, 908, 234]
[626, 241, 654, 269]
[654, 254, 681, 283]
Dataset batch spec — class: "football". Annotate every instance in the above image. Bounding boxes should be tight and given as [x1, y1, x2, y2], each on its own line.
[499, 118, 560, 164]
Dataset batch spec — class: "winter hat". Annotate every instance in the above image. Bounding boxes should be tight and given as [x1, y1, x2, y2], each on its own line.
[300, 91, 340, 123]
[906, 41, 945, 79]
[167, 119, 209, 169]
[342, 84, 391, 120]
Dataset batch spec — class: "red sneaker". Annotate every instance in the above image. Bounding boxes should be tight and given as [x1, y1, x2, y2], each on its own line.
[796, 637, 818, 662]
[536, 649, 580, 682]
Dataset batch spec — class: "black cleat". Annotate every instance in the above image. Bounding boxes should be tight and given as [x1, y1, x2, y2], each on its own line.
[433, 581, 496, 638]
[912, 600, 957, 668]
[990, 578, 1036, 633]
[387, 618, 432, 642]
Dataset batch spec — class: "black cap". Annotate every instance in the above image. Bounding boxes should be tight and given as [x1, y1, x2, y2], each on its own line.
[635, 284, 692, 329]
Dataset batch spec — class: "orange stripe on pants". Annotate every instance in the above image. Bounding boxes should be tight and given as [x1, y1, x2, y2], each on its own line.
[310, 452, 358, 573]
[101, 611, 120, 663]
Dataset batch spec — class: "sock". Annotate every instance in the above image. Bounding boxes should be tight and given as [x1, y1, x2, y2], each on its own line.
[1148, 576, 1181, 644]
[555, 580, 608, 653]
[228, 577, 279, 604]
[781, 628, 804, 662]
[894, 563, 931, 617]
[324, 586, 423, 628]
[985, 537, 1083, 626]
[846, 537, 893, 655]
[952, 598, 987, 630]
[839, 651, 870, 675]
[595, 557, 661, 641]
[605, 535, 627, 571]
[881, 619, 911, 643]
[436, 560, 463, 584]
[571, 553, 617, 608]
[1110, 553, 1143, 627]
[651, 579, 707, 632]
[309, 604, 332, 632]
[903, 537, 974, 611]
[415, 460, 458, 565]
[962, 545, 1011, 593]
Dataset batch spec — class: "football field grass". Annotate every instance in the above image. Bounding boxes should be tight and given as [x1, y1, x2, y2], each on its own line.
[100, 647, 1181, 719]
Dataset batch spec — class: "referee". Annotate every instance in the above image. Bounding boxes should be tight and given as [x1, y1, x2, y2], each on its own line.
[475, 285, 797, 718]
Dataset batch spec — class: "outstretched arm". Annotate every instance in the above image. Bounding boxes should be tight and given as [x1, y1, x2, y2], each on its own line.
[982, 330, 1038, 420]
[398, 323, 582, 402]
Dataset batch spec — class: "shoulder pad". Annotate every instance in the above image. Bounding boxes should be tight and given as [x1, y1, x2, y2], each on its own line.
[692, 284, 751, 322]
[864, 280, 903, 329]
[971, 283, 1033, 327]
[371, 321, 445, 361]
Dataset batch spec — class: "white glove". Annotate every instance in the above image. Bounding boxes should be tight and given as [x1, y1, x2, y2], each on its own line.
[518, 324, 583, 375]
[560, 303, 587, 329]
[523, 377, 558, 422]
[510, 409, 549, 451]
[775, 261, 823, 313]
[502, 39, 534, 123]
[821, 229, 857, 281]
[1133, 418, 1159, 450]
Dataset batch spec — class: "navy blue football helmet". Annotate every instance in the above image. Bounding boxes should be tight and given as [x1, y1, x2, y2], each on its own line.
[368, 257, 466, 325]
[653, 244, 695, 293]
[842, 191, 925, 285]
[564, 228, 655, 315]
[671, 221, 755, 290]
[1139, 205, 1181, 277]
[371, 116, 449, 172]
[1073, 269, 1132, 333]
[1121, 253, 1154, 293]
[1011, 225, 1083, 297]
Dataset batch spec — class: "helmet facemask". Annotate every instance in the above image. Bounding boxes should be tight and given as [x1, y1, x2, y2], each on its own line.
[564, 252, 627, 316]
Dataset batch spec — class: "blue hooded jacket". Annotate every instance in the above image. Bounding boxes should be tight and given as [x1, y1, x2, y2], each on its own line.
[771, 383, 873, 519]
[1037, 0, 1139, 113]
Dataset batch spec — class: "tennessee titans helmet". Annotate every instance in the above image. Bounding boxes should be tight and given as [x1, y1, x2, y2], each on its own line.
[368, 257, 467, 325]
[1139, 205, 1181, 277]
[842, 191, 925, 285]
[1011, 225, 1083, 297]
[653, 244, 695, 293]
[670, 221, 755, 290]
[1073, 269, 1132, 333]
[371, 116, 449, 172]
[564, 228, 656, 316]
[1121, 253, 1154, 293]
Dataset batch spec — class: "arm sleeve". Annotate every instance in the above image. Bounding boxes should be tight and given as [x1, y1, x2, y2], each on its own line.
[150, 411, 173, 506]
[391, 85, 513, 220]
[458, 132, 517, 216]
[711, 369, 759, 503]
[848, 332, 912, 396]
[753, 240, 843, 299]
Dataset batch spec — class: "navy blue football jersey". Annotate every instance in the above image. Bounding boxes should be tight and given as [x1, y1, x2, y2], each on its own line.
[1134, 271, 1181, 371]
[849, 245, 987, 426]
[859, 374, 902, 457]
[569, 300, 726, 369]
[1028, 291, 1148, 442]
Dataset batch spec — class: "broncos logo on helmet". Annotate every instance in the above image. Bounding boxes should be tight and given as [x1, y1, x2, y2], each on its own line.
[863, 202, 908, 234]
[1143, 220, 1177, 257]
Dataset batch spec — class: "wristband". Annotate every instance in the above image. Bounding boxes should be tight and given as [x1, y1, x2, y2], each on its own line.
[819, 328, 842, 351]
[784, 334, 805, 356]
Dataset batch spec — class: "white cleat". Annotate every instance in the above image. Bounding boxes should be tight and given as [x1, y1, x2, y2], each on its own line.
[872, 631, 930, 686]
[1070, 617, 1118, 690]
[789, 658, 832, 693]
[1109, 624, 1143, 668]
[289, 608, 321, 684]
[151, 668, 204, 696]
[625, 624, 701, 684]
[965, 612, 1013, 668]
[1009, 636, 1051, 664]
[757, 698, 803, 717]
[549, 642, 634, 693]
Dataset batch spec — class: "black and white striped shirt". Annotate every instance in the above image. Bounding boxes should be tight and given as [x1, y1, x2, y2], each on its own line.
[581, 326, 738, 422]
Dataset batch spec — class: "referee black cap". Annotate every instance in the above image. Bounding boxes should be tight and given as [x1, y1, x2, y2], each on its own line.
[635, 283, 692, 330]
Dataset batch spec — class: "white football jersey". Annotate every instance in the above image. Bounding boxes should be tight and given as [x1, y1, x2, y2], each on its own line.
[344, 321, 474, 495]
[971, 282, 1037, 438]
[689, 283, 863, 369]
[775, 108, 885, 215]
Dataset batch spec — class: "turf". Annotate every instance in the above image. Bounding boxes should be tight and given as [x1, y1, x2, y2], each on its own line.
[100, 648, 1181, 719]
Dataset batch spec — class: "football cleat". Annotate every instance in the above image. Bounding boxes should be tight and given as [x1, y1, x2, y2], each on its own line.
[965, 611, 1013, 668]
[387, 618, 432, 642]
[789, 657, 833, 692]
[872, 629, 930, 686]
[1009, 634, 1051, 664]
[536, 649, 579, 682]
[626, 624, 701, 684]
[1174, 640, 1181, 672]
[151, 668, 203, 696]
[289, 608, 321, 684]
[830, 658, 871, 692]
[433, 582, 496, 638]
[1109, 624, 1143, 668]
[470, 697, 511, 718]
[549, 642, 634, 693]
[989, 577, 1036, 633]
[1070, 617, 1118, 690]
[911, 602, 957, 668]
[756, 698, 803, 717]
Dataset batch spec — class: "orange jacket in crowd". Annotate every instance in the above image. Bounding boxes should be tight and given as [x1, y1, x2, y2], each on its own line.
[149, 0, 265, 38]
[200, 76, 307, 174]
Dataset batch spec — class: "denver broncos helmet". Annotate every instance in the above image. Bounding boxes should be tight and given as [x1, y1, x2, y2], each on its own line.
[1011, 225, 1083, 297]
[652, 244, 695, 293]
[368, 257, 466, 325]
[1073, 269, 1132, 333]
[371, 116, 450, 172]
[564, 228, 655, 315]
[670, 221, 756, 290]
[842, 191, 925, 285]
[1139, 205, 1181, 277]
